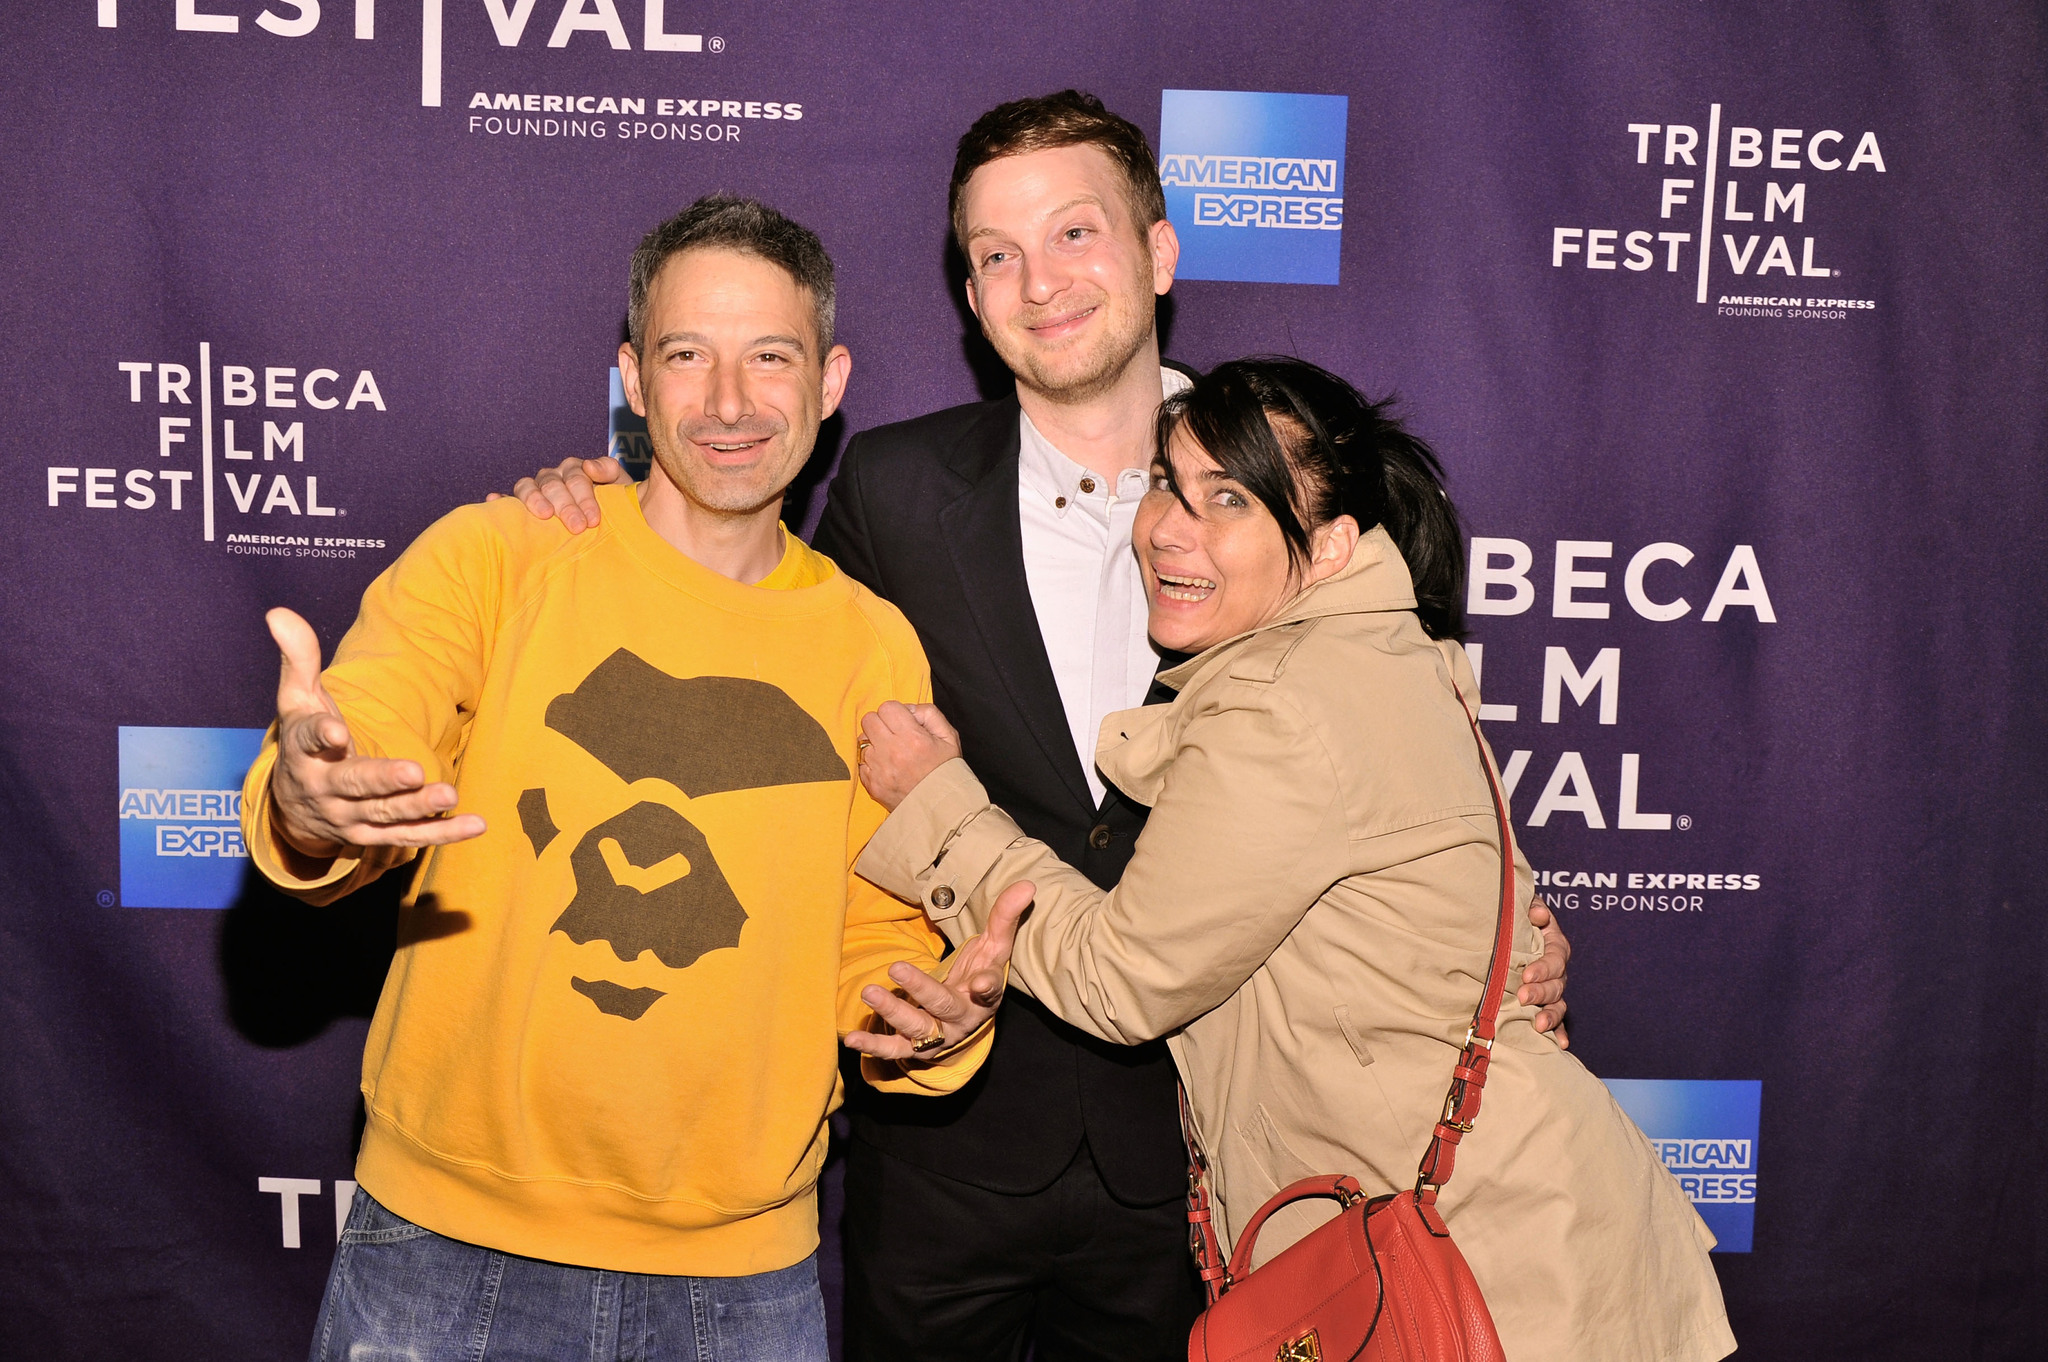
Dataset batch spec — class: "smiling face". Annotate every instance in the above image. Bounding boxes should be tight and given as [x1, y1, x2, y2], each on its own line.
[1136, 423, 1360, 653]
[956, 144, 1178, 404]
[617, 246, 850, 517]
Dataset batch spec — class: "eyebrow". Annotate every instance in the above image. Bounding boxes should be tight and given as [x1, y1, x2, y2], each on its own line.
[655, 330, 810, 357]
[965, 193, 1109, 243]
[1152, 462, 1231, 483]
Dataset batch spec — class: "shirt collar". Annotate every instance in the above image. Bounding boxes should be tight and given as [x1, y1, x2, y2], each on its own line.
[1019, 365, 1190, 520]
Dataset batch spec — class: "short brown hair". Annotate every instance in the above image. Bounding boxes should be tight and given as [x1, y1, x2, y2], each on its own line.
[948, 90, 1167, 251]
[628, 194, 835, 355]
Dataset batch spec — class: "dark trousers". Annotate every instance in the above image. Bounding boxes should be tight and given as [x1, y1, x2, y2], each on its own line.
[841, 1137, 1201, 1362]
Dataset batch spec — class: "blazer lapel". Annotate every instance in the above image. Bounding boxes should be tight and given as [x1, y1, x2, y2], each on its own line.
[937, 402, 1097, 815]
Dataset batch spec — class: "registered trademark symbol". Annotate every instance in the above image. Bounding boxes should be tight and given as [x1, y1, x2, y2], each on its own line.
[1831, 269, 1840, 277]
[708, 35, 725, 53]
[340, 508, 348, 515]
[96, 889, 115, 907]
[1675, 815, 1694, 831]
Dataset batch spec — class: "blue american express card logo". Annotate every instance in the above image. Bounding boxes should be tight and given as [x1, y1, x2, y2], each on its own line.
[1604, 1077, 1761, 1252]
[1160, 89, 1349, 285]
[118, 726, 266, 908]
[609, 367, 652, 477]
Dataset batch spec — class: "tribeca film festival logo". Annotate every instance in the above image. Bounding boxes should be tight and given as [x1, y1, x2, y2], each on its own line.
[47, 349, 388, 558]
[1551, 105, 1887, 320]
[1461, 533, 1774, 914]
[258, 1177, 358, 1249]
[95, 2, 804, 150]
[1159, 89, 1348, 286]
[118, 726, 267, 909]
[1603, 1079, 1761, 1252]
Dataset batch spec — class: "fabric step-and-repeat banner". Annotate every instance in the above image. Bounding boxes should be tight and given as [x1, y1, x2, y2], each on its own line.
[3, 3, 2043, 1357]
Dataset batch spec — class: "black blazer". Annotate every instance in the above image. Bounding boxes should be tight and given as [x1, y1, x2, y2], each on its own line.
[813, 394, 1186, 1204]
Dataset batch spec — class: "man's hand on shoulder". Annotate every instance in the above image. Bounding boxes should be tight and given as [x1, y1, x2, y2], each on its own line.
[266, 608, 486, 860]
[483, 456, 625, 533]
[1519, 897, 1571, 1048]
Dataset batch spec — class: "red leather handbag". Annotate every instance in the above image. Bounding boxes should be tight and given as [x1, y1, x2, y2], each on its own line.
[1184, 695, 1517, 1362]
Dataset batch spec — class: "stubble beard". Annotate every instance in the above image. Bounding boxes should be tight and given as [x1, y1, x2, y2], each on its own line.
[989, 274, 1157, 408]
[648, 423, 810, 519]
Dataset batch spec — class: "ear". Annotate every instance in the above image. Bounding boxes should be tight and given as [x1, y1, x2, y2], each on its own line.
[962, 273, 983, 322]
[1301, 515, 1361, 587]
[1149, 217, 1181, 296]
[818, 344, 853, 422]
[616, 341, 647, 418]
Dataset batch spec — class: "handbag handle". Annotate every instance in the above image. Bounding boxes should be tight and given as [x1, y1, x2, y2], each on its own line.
[1224, 1174, 1365, 1281]
[1410, 690, 1524, 1212]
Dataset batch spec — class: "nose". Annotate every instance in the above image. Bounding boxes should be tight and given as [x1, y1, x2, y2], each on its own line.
[1143, 490, 1198, 554]
[704, 356, 754, 428]
[1018, 246, 1066, 307]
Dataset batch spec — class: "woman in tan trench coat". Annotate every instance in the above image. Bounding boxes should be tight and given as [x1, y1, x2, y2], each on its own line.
[849, 358, 1735, 1361]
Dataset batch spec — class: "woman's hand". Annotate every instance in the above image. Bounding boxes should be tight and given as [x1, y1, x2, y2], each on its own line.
[856, 701, 963, 811]
[845, 881, 1034, 1061]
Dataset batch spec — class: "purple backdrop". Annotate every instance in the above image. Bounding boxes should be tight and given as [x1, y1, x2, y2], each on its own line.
[3, 2, 2043, 1357]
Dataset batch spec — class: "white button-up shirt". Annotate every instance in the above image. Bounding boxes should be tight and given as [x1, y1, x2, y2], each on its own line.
[1018, 366, 1193, 807]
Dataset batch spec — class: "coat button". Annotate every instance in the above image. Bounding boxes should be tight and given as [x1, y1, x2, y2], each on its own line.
[1088, 824, 1112, 850]
[930, 885, 955, 910]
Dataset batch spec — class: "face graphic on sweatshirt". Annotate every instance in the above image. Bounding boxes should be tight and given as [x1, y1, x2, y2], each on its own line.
[516, 648, 849, 1019]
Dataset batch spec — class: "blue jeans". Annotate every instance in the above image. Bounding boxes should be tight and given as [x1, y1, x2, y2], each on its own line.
[311, 1188, 829, 1362]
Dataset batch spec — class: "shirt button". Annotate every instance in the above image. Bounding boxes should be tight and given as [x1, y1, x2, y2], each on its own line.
[930, 885, 956, 910]
[1087, 824, 1112, 850]
[1055, 496, 1067, 509]
[1078, 478, 1096, 494]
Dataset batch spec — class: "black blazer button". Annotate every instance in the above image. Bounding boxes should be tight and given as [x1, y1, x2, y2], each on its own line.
[1087, 824, 1112, 850]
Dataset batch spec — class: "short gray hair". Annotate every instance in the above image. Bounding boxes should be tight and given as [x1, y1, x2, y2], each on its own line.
[627, 195, 836, 356]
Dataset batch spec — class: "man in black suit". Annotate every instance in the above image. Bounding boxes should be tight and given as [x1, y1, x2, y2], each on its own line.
[507, 91, 1571, 1362]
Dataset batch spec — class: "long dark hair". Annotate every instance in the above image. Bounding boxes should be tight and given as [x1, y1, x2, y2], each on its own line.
[1154, 357, 1467, 640]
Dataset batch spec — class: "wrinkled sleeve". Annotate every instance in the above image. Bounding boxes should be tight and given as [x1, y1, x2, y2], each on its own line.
[857, 688, 1351, 1045]
[240, 508, 500, 907]
[837, 637, 993, 1093]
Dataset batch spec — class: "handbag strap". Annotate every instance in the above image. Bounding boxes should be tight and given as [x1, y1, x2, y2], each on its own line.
[1181, 1085, 1232, 1304]
[1411, 689, 1522, 1219]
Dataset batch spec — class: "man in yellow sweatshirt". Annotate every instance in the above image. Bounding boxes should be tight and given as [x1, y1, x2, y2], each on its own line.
[242, 196, 1016, 1362]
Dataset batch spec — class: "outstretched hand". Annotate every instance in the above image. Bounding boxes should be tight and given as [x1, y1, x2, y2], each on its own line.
[266, 607, 486, 861]
[845, 880, 1034, 1062]
[1519, 897, 1571, 1048]
[483, 455, 626, 533]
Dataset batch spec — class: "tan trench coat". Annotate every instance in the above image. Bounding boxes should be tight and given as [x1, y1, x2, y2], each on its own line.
[859, 527, 1734, 1361]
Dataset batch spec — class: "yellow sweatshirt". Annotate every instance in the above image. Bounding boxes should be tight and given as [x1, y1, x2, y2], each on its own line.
[242, 483, 985, 1275]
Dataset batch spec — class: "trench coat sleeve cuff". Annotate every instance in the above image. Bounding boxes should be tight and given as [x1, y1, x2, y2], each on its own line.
[855, 758, 1019, 937]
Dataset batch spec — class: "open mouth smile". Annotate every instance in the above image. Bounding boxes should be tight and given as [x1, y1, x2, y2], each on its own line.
[1154, 571, 1217, 603]
[692, 435, 774, 461]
